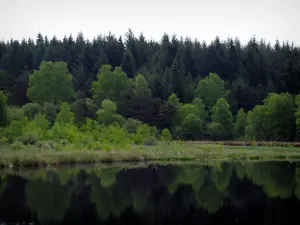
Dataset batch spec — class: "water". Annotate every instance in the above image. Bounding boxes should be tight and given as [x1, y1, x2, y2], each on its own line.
[0, 161, 299, 225]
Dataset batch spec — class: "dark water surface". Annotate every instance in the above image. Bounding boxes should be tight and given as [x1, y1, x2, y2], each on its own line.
[0, 161, 300, 225]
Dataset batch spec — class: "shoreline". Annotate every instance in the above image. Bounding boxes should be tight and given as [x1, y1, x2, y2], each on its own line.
[1, 142, 300, 168]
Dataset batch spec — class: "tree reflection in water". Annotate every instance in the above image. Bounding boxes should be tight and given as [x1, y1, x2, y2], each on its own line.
[0, 162, 299, 224]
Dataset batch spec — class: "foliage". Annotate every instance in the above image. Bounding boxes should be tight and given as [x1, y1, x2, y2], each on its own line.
[27, 61, 76, 104]
[181, 114, 204, 140]
[22, 103, 42, 120]
[42, 102, 59, 124]
[246, 93, 295, 141]
[56, 102, 75, 125]
[101, 99, 117, 112]
[0, 91, 7, 126]
[97, 99, 125, 127]
[296, 94, 300, 140]
[20, 131, 39, 145]
[167, 93, 182, 110]
[6, 106, 25, 124]
[123, 118, 142, 133]
[195, 73, 228, 109]
[2, 31, 300, 143]
[92, 65, 129, 104]
[211, 98, 234, 139]
[208, 122, 226, 140]
[11, 141, 25, 151]
[160, 128, 172, 143]
[134, 124, 157, 145]
[234, 108, 247, 138]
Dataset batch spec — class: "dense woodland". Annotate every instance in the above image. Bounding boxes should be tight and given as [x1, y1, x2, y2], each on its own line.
[1, 29, 300, 144]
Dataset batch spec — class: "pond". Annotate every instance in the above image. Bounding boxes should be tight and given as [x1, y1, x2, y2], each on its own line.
[0, 161, 299, 225]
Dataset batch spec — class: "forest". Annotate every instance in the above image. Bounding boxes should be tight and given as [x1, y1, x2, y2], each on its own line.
[1, 29, 300, 149]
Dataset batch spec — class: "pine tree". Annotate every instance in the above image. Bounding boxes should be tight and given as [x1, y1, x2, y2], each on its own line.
[121, 50, 136, 78]
[171, 53, 185, 101]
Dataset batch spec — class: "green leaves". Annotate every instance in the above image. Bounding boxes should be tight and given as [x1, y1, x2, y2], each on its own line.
[27, 61, 75, 104]
[92, 65, 129, 105]
[56, 102, 75, 125]
[246, 93, 295, 141]
[234, 108, 247, 138]
[210, 98, 233, 139]
[0, 91, 7, 126]
[195, 73, 227, 110]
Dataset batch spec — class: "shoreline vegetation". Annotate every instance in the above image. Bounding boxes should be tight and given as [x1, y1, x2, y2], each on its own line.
[2, 142, 300, 168]
[2, 32, 300, 168]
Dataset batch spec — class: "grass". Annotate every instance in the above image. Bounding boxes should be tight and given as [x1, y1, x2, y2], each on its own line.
[1, 141, 300, 168]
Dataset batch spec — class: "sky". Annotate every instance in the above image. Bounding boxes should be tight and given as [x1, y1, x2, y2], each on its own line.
[0, 0, 299, 45]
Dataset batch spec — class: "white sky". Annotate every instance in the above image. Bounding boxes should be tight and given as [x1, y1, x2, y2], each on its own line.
[0, 0, 299, 44]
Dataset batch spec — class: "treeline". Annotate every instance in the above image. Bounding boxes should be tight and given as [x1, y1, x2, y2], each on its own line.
[1, 60, 300, 145]
[1, 29, 300, 113]
[1, 30, 300, 143]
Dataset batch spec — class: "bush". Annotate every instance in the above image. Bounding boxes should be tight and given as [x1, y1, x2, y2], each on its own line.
[122, 118, 142, 133]
[11, 141, 25, 151]
[42, 102, 59, 125]
[182, 114, 204, 140]
[134, 124, 157, 145]
[97, 110, 125, 126]
[172, 126, 184, 139]
[6, 106, 24, 124]
[208, 122, 226, 140]
[160, 128, 172, 143]
[22, 103, 42, 120]
[20, 131, 39, 145]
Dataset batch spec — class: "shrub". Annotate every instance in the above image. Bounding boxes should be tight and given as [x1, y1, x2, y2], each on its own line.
[208, 122, 226, 140]
[97, 110, 125, 126]
[22, 103, 42, 120]
[42, 102, 59, 125]
[172, 126, 184, 139]
[6, 106, 24, 124]
[122, 118, 142, 133]
[134, 124, 157, 145]
[11, 141, 25, 151]
[182, 114, 204, 140]
[20, 131, 39, 145]
[160, 128, 172, 143]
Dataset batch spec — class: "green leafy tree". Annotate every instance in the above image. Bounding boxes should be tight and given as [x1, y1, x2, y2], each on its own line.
[181, 114, 204, 140]
[56, 102, 75, 125]
[167, 93, 182, 110]
[101, 99, 117, 112]
[234, 108, 247, 138]
[27, 61, 75, 104]
[210, 98, 233, 139]
[160, 128, 172, 143]
[0, 91, 7, 126]
[296, 94, 300, 140]
[92, 65, 129, 105]
[195, 73, 228, 110]
[263, 93, 295, 141]
[122, 118, 142, 133]
[97, 99, 125, 126]
[208, 122, 226, 140]
[192, 97, 208, 121]
[134, 124, 157, 145]
[245, 105, 267, 140]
